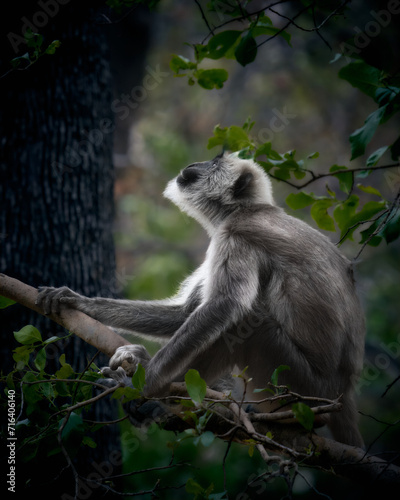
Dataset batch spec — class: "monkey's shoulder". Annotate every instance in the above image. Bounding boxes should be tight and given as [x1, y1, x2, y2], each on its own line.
[220, 204, 346, 262]
[221, 205, 312, 242]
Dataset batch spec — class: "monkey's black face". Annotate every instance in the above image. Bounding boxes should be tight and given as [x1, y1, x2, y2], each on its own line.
[177, 155, 222, 187]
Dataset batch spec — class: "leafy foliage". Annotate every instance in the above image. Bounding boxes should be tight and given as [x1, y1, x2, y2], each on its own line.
[170, 10, 290, 88]
[2, 1, 400, 497]
[0, 324, 106, 475]
[10, 29, 60, 71]
[291, 402, 315, 432]
[338, 60, 400, 161]
[185, 369, 207, 406]
[206, 118, 398, 245]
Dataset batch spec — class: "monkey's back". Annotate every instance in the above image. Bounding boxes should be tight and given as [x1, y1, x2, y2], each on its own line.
[222, 205, 365, 396]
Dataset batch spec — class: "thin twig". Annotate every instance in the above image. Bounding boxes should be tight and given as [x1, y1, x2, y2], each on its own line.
[354, 189, 400, 260]
[194, 0, 215, 36]
[336, 210, 390, 246]
[381, 375, 400, 398]
[267, 163, 400, 190]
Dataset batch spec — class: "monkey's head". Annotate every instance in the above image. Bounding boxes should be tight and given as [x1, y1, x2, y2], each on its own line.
[164, 153, 275, 233]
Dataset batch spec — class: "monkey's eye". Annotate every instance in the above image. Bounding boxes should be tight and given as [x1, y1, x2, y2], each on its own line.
[211, 153, 223, 168]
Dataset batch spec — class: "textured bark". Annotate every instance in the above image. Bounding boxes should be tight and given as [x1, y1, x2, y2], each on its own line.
[0, 4, 116, 370]
[0, 3, 120, 496]
[0, 274, 130, 356]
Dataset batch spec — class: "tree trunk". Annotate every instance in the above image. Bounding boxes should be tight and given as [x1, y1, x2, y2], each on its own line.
[0, 3, 120, 496]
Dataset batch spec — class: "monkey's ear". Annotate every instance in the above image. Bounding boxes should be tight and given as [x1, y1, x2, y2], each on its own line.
[233, 172, 254, 198]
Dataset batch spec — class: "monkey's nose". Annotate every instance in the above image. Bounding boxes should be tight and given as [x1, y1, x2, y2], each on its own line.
[177, 163, 205, 185]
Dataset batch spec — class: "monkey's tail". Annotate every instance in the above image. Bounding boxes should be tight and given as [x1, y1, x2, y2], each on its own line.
[328, 392, 364, 448]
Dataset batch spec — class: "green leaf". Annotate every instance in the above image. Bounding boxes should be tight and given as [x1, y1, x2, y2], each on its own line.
[82, 436, 97, 449]
[334, 195, 386, 241]
[195, 68, 228, 89]
[60, 413, 85, 454]
[286, 192, 315, 210]
[186, 478, 211, 496]
[193, 44, 209, 64]
[43, 335, 61, 344]
[271, 365, 290, 386]
[44, 40, 61, 55]
[112, 386, 141, 402]
[338, 61, 382, 99]
[170, 54, 196, 74]
[14, 325, 42, 345]
[226, 125, 252, 151]
[333, 194, 359, 237]
[199, 430, 215, 447]
[390, 135, 400, 160]
[251, 25, 291, 45]
[235, 34, 257, 66]
[329, 164, 348, 173]
[356, 184, 382, 197]
[207, 124, 227, 149]
[375, 86, 400, 106]
[349, 105, 388, 160]
[34, 348, 47, 372]
[59, 353, 67, 365]
[382, 212, 400, 244]
[255, 142, 282, 161]
[208, 124, 252, 151]
[292, 402, 314, 431]
[39, 380, 55, 399]
[310, 199, 336, 232]
[185, 369, 207, 405]
[206, 30, 241, 59]
[11, 53, 31, 69]
[366, 146, 389, 166]
[131, 363, 146, 391]
[55, 363, 74, 379]
[0, 296, 16, 308]
[332, 171, 354, 194]
[13, 345, 33, 368]
[359, 219, 383, 247]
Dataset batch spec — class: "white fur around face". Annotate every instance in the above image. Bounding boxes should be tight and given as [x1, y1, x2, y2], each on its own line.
[163, 155, 275, 234]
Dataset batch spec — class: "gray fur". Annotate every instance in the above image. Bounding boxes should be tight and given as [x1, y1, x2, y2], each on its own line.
[37, 153, 365, 446]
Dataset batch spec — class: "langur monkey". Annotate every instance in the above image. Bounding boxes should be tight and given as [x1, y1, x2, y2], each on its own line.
[37, 153, 365, 446]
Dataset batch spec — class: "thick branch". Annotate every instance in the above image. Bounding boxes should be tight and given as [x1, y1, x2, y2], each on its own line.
[3, 275, 400, 487]
[0, 273, 130, 357]
[164, 383, 400, 487]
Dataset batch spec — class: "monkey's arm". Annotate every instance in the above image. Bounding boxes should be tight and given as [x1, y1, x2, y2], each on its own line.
[36, 284, 201, 337]
[137, 237, 260, 395]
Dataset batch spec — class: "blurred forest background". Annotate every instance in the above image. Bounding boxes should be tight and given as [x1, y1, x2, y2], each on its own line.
[109, 0, 400, 497]
[1, 0, 399, 497]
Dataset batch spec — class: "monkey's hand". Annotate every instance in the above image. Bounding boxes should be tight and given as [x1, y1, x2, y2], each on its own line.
[107, 344, 151, 377]
[101, 347, 169, 428]
[36, 286, 90, 315]
[99, 366, 132, 387]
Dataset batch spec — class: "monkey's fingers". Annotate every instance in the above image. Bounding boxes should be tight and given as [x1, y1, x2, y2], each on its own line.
[100, 366, 130, 386]
[59, 297, 78, 306]
[36, 286, 61, 315]
[109, 344, 150, 375]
